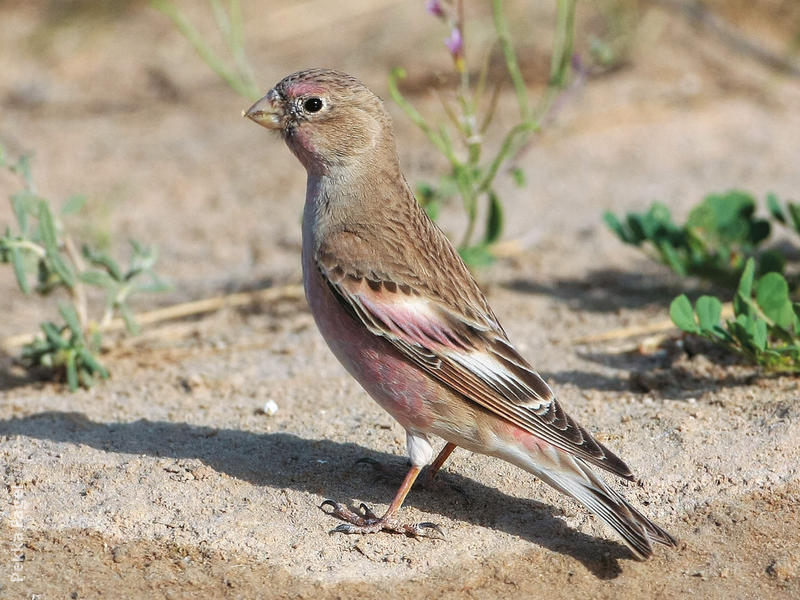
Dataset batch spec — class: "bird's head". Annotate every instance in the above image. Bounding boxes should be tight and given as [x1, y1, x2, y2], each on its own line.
[245, 69, 396, 175]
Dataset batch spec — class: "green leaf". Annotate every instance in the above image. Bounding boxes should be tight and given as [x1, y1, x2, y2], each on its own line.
[603, 211, 628, 242]
[82, 245, 123, 281]
[687, 191, 770, 255]
[511, 167, 525, 187]
[737, 258, 755, 298]
[79, 369, 95, 389]
[78, 270, 118, 290]
[484, 191, 504, 244]
[58, 302, 84, 339]
[756, 272, 794, 330]
[38, 201, 75, 287]
[134, 276, 171, 294]
[648, 202, 673, 230]
[733, 259, 757, 319]
[695, 295, 722, 331]
[78, 348, 109, 379]
[65, 351, 78, 392]
[10, 247, 30, 295]
[752, 318, 768, 351]
[767, 193, 784, 222]
[711, 324, 734, 343]
[670, 295, 699, 333]
[625, 214, 647, 243]
[10, 193, 30, 236]
[768, 193, 800, 234]
[61, 194, 87, 216]
[788, 203, 800, 233]
[727, 314, 755, 351]
[658, 241, 687, 276]
[41, 322, 67, 349]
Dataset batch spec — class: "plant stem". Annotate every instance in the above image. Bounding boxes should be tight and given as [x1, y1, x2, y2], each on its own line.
[387, 69, 453, 159]
[535, 0, 576, 119]
[150, 0, 260, 100]
[477, 121, 539, 194]
[7, 239, 46, 258]
[491, 0, 531, 122]
[63, 236, 89, 329]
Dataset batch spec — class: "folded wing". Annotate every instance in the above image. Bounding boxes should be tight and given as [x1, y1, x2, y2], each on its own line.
[321, 265, 634, 480]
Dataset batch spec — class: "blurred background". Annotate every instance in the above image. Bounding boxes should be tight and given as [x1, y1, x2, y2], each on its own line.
[1, 0, 799, 336]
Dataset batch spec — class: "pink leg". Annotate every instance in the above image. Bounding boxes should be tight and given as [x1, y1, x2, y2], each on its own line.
[425, 442, 457, 482]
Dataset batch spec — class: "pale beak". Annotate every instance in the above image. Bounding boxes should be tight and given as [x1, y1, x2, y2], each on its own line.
[243, 89, 283, 130]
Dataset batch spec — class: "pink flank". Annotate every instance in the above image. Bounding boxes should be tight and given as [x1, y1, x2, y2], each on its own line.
[303, 250, 436, 432]
[499, 419, 552, 455]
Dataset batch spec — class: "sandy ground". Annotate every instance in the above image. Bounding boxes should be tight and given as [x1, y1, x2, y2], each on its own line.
[1, 1, 800, 598]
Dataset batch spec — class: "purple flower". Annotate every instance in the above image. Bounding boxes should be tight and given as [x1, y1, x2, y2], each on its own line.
[426, 0, 445, 18]
[445, 26, 463, 57]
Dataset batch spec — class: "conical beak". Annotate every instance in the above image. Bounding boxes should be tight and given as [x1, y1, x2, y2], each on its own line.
[243, 89, 283, 130]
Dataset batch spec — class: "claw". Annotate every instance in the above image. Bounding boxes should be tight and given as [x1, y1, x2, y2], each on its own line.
[319, 499, 340, 513]
[416, 522, 445, 539]
[359, 503, 379, 520]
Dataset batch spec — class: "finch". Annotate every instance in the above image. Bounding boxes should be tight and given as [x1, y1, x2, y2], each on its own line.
[245, 69, 677, 560]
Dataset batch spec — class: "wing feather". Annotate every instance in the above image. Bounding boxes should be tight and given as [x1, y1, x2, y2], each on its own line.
[322, 269, 633, 480]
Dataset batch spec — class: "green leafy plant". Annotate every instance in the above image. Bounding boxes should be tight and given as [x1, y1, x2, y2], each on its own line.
[670, 259, 800, 372]
[604, 190, 785, 287]
[767, 193, 800, 236]
[150, 0, 259, 100]
[390, 0, 577, 266]
[0, 144, 168, 390]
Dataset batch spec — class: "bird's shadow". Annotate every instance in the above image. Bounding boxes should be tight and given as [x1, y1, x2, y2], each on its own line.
[0, 411, 633, 579]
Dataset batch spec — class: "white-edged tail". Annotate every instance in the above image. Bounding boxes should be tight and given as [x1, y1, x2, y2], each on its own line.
[503, 448, 677, 560]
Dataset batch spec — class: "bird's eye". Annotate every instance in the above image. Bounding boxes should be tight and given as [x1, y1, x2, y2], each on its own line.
[303, 97, 323, 113]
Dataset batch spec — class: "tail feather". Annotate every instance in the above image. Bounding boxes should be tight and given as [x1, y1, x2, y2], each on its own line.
[577, 479, 677, 559]
[511, 451, 677, 560]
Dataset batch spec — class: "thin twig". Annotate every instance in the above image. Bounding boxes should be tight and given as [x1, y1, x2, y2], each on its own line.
[1, 284, 305, 352]
[571, 303, 734, 344]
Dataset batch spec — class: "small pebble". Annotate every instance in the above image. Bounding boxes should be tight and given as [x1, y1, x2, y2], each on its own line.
[263, 400, 279, 416]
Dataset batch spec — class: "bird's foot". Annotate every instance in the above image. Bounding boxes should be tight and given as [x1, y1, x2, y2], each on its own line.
[319, 500, 444, 539]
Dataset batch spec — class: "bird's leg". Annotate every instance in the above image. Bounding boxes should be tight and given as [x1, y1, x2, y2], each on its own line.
[320, 465, 443, 538]
[424, 442, 457, 483]
[420, 442, 469, 502]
